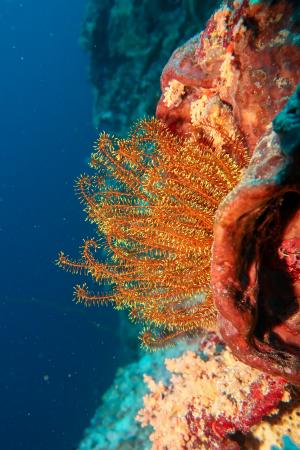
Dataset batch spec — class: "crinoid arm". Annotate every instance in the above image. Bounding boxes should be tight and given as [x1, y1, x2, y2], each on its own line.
[139, 328, 188, 351]
[58, 118, 246, 349]
[56, 251, 87, 275]
[74, 283, 116, 306]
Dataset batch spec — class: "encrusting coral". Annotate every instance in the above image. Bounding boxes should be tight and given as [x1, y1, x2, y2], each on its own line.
[57, 118, 247, 348]
[76, 331, 300, 450]
[163, 79, 185, 108]
[252, 403, 300, 450]
[136, 332, 299, 450]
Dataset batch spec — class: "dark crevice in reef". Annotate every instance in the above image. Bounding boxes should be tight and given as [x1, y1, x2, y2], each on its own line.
[253, 193, 300, 355]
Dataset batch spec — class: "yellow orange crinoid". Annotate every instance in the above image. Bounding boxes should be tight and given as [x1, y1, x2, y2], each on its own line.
[57, 118, 247, 349]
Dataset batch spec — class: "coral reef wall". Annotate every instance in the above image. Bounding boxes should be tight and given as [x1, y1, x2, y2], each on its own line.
[75, 2, 300, 449]
[78, 333, 300, 450]
[80, 0, 219, 134]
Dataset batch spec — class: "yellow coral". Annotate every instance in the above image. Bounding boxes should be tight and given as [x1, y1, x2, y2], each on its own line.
[190, 96, 209, 126]
[251, 404, 300, 450]
[219, 50, 235, 88]
[163, 79, 185, 108]
[136, 345, 290, 449]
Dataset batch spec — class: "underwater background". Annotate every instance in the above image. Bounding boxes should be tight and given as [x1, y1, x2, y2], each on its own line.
[0, 1, 127, 449]
[1, 0, 300, 449]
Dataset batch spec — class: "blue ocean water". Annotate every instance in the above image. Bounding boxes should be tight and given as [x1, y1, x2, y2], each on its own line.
[0, 1, 126, 449]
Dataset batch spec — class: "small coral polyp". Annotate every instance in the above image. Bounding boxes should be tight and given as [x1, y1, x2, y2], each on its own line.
[58, 118, 247, 348]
